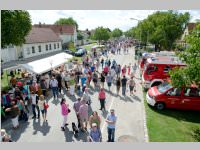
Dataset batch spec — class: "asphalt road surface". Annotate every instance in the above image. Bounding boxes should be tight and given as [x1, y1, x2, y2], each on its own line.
[1, 47, 147, 142]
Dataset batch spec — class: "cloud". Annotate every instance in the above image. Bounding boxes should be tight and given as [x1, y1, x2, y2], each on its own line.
[28, 10, 200, 31]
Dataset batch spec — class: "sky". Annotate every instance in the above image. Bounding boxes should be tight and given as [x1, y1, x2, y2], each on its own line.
[28, 10, 200, 31]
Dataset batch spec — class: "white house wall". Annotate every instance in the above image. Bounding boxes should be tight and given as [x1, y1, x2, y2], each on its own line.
[22, 41, 62, 59]
[1, 46, 17, 63]
[59, 34, 74, 44]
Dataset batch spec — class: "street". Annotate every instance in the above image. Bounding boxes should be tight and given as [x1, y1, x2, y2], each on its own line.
[1, 47, 147, 142]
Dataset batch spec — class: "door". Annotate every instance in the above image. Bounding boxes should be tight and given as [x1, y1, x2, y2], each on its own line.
[164, 88, 183, 109]
[182, 88, 200, 110]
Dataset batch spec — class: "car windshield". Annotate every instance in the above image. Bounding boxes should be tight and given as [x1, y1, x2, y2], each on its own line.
[157, 82, 172, 94]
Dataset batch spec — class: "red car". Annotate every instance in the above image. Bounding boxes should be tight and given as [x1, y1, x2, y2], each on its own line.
[146, 82, 200, 111]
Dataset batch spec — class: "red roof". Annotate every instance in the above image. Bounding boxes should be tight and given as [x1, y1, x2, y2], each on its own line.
[25, 27, 61, 44]
[33, 24, 75, 35]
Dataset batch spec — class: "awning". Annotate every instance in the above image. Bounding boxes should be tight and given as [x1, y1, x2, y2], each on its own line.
[19, 52, 73, 74]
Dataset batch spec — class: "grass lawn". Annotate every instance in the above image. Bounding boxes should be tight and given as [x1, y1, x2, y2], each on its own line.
[144, 91, 200, 142]
[81, 43, 97, 52]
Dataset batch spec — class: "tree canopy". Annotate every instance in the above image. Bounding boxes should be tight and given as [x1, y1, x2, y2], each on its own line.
[112, 28, 123, 38]
[1, 10, 32, 48]
[169, 24, 200, 88]
[126, 11, 190, 51]
[54, 17, 78, 30]
[94, 27, 110, 44]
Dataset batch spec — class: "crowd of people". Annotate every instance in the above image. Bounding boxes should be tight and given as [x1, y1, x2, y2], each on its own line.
[1, 38, 138, 142]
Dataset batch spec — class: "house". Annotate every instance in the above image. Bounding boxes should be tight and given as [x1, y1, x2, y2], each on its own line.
[1, 27, 62, 63]
[33, 24, 77, 48]
[22, 27, 62, 58]
[177, 23, 197, 47]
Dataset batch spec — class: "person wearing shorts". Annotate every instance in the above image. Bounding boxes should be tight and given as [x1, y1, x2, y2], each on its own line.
[78, 100, 89, 132]
[128, 77, 136, 96]
[38, 95, 48, 122]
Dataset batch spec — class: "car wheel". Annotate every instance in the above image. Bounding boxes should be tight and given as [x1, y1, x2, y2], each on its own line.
[156, 102, 165, 110]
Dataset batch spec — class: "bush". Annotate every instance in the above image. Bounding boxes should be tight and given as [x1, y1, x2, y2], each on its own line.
[68, 42, 76, 52]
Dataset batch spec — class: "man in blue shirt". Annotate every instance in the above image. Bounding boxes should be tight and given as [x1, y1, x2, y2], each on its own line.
[106, 109, 117, 142]
[88, 123, 102, 142]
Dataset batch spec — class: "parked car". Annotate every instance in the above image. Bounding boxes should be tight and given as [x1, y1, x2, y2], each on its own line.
[146, 82, 200, 111]
[64, 49, 75, 56]
[74, 48, 87, 57]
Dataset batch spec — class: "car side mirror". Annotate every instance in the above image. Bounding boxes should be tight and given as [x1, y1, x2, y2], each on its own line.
[166, 91, 171, 96]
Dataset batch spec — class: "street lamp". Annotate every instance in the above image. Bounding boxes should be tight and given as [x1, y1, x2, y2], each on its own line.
[130, 18, 142, 46]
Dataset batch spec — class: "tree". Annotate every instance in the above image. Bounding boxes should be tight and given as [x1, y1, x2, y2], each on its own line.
[112, 28, 123, 38]
[169, 24, 200, 88]
[134, 11, 190, 51]
[94, 27, 110, 44]
[1, 10, 32, 48]
[77, 32, 83, 40]
[55, 17, 78, 30]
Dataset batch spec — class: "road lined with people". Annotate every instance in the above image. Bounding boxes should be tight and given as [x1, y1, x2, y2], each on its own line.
[1, 40, 146, 142]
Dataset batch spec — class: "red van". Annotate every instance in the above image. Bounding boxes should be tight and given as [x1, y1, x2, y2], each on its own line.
[146, 82, 200, 111]
[142, 56, 186, 89]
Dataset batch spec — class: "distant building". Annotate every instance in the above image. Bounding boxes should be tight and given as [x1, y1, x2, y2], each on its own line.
[33, 24, 77, 48]
[1, 27, 62, 63]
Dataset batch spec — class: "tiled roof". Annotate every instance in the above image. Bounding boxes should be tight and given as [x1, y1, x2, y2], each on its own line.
[25, 27, 61, 44]
[33, 24, 75, 35]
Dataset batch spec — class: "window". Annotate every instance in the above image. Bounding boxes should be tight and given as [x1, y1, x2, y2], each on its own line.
[146, 65, 158, 75]
[46, 45, 48, 51]
[38, 45, 41, 52]
[164, 66, 172, 73]
[166, 88, 182, 96]
[32, 46, 35, 54]
[184, 88, 200, 97]
[157, 82, 173, 94]
[57, 43, 59, 49]
[54, 44, 56, 49]
[27, 48, 30, 55]
[49, 44, 51, 50]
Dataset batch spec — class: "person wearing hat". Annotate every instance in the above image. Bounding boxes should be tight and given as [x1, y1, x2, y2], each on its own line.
[78, 99, 89, 132]
[88, 123, 102, 142]
[106, 109, 117, 142]
[1, 129, 12, 142]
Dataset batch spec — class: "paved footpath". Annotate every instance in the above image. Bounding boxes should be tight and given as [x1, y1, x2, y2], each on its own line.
[1, 47, 148, 142]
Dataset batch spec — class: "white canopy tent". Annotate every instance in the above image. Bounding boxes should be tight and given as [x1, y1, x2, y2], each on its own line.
[20, 52, 73, 75]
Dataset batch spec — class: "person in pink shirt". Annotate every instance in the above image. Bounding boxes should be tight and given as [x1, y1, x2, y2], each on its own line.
[98, 88, 106, 111]
[103, 65, 109, 76]
[60, 98, 70, 131]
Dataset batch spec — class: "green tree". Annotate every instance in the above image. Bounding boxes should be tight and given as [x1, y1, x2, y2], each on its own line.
[77, 32, 83, 40]
[55, 17, 78, 30]
[94, 27, 110, 44]
[169, 24, 200, 87]
[1, 10, 32, 48]
[112, 28, 123, 38]
[134, 11, 190, 51]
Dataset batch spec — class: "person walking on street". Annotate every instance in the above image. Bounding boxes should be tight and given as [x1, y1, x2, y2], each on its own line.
[121, 76, 128, 96]
[82, 88, 91, 105]
[49, 76, 59, 100]
[98, 88, 106, 111]
[89, 111, 101, 129]
[101, 58, 104, 69]
[78, 99, 89, 132]
[88, 123, 102, 142]
[116, 77, 121, 95]
[38, 95, 48, 122]
[100, 73, 105, 89]
[40, 79, 47, 97]
[30, 91, 40, 119]
[73, 97, 82, 128]
[56, 73, 62, 94]
[5, 101, 20, 129]
[60, 98, 70, 131]
[128, 76, 136, 96]
[106, 109, 117, 142]
[106, 73, 113, 92]
[69, 74, 75, 96]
